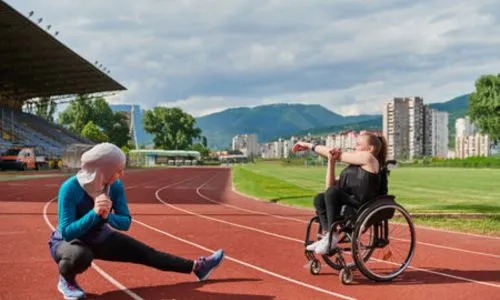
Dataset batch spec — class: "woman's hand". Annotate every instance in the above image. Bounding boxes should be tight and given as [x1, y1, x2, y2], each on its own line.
[329, 147, 342, 161]
[292, 141, 311, 153]
[94, 194, 112, 219]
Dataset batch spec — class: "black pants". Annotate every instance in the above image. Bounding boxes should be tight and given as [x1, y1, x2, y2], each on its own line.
[55, 231, 194, 280]
[313, 186, 360, 231]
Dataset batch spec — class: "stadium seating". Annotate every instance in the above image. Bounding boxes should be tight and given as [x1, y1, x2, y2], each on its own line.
[0, 107, 90, 157]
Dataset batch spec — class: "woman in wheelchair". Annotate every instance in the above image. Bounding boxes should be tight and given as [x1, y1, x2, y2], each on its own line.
[292, 131, 388, 255]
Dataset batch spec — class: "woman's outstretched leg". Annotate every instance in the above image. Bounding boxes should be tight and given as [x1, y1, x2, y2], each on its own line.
[91, 231, 224, 281]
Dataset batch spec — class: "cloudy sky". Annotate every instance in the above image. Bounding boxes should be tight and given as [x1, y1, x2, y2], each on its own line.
[7, 0, 500, 117]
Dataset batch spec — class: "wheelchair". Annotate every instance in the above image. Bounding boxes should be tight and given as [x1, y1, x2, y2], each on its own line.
[304, 160, 416, 284]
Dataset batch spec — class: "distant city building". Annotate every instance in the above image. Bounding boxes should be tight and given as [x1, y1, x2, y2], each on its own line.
[282, 138, 297, 159]
[260, 142, 275, 159]
[455, 117, 491, 158]
[455, 117, 476, 138]
[326, 130, 381, 151]
[383, 97, 448, 160]
[232, 134, 259, 157]
[408, 97, 425, 159]
[383, 97, 410, 160]
[273, 139, 283, 158]
[430, 110, 449, 158]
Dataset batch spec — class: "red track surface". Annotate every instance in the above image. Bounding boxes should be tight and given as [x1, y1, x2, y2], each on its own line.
[0, 168, 498, 299]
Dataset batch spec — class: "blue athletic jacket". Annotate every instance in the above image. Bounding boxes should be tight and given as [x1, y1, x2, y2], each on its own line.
[48, 176, 131, 259]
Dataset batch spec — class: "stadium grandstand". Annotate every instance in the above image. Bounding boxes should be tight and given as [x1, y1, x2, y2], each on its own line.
[0, 0, 126, 167]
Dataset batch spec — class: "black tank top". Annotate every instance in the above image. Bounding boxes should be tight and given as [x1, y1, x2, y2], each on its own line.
[338, 164, 383, 204]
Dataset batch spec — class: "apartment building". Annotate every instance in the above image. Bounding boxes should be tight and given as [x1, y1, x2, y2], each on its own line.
[232, 134, 259, 156]
[383, 97, 410, 159]
[383, 97, 448, 160]
[431, 110, 449, 158]
[455, 117, 491, 158]
[408, 97, 425, 159]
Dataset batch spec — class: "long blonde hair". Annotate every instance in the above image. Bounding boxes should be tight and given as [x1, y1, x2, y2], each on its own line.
[361, 132, 388, 170]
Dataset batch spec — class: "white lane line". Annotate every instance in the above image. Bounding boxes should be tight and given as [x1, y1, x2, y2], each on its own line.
[133, 219, 356, 300]
[154, 172, 500, 290]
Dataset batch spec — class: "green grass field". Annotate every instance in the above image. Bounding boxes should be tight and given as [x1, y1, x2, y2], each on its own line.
[232, 161, 500, 235]
[0, 173, 69, 181]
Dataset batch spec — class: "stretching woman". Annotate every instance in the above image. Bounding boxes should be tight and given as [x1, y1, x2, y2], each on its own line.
[292, 132, 388, 255]
[48, 143, 224, 299]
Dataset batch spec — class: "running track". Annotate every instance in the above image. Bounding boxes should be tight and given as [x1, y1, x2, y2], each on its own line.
[0, 167, 498, 299]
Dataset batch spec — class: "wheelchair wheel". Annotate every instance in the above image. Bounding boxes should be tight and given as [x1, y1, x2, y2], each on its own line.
[352, 203, 416, 282]
[310, 259, 321, 275]
[339, 268, 354, 285]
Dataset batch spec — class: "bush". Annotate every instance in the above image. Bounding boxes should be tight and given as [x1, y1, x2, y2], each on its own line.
[198, 160, 221, 166]
[400, 156, 500, 168]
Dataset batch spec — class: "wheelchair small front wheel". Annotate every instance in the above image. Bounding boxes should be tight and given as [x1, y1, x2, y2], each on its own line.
[339, 268, 353, 284]
[310, 259, 321, 275]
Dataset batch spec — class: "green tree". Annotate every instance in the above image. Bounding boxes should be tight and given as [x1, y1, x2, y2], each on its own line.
[58, 94, 130, 147]
[81, 121, 108, 143]
[58, 94, 93, 134]
[107, 112, 130, 148]
[35, 96, 57, 122]
[92, 97, 114, 130]
[121, 145, 131, 155]
[143, 107, 201, 150]
[190, 143, 210, 158]
[469, 74, 500, 142]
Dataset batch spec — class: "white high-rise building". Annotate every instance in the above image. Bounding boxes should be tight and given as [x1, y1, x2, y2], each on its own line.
[455, 117, 491, 158]
[423, 106, 433, 156]
[430, 110, 449, 158]
[383, 97, 449, 160]
[455, 117, 476, 138]
[232, 134, 259, 156]
[273, 139, 283, 158]
[260, 142, 275, 159]
[408, 97, 425, 159]
[383, 98, 410, 159]
[282, 139, 294, 158]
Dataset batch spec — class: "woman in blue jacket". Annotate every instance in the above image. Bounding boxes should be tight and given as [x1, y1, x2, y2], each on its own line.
[48, 143, 224, 299]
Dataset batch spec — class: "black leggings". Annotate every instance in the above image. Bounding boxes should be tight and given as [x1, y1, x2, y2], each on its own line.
[313, 186, 360, 231]
[55, 231, 194, 280]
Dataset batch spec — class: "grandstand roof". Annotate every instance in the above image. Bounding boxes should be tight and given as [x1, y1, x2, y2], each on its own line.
[0, 1, 126, 102]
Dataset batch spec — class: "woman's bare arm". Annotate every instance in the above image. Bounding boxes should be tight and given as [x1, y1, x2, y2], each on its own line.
[325, 157, 336, 189]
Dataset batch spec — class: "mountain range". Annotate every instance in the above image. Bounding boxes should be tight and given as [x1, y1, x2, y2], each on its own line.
[195, 94, 469, 149]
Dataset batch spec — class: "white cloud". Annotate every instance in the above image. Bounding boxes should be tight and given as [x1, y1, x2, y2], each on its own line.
[6, 0, 500, 117]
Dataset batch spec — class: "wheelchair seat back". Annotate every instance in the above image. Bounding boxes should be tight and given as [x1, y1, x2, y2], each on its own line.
[358, 195, 397, 228]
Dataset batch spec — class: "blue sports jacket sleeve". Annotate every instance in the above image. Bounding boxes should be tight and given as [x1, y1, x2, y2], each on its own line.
[107, 180, 131, 231]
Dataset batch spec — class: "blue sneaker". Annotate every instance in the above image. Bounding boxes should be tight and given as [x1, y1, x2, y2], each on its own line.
[194, 249, 224, 281]
[57, 276, 86, 299]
